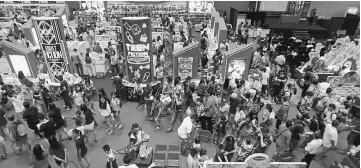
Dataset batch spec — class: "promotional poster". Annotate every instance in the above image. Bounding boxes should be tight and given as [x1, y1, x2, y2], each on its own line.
[121, 17, 153, 84]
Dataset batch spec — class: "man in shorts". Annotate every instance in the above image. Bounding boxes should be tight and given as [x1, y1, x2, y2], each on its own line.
[7, 114, 31, 154]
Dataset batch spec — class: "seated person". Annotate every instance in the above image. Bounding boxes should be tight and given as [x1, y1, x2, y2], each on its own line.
[127, 123, 149, 159]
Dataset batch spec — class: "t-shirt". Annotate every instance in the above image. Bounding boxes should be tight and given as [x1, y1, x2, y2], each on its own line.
[178, 116, 193, 139]
[49, 143, 66, 160]
[275, 124, 291, 147]
[323, 124, 338, 148]
[22, 106, 39, 125]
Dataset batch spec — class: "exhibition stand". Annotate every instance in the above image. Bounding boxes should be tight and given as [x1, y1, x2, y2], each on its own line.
[172, 42, 201, 80]
[121, 17, 154, 85]
[1, 41, 37, 78]
[221, 44, 253, 81]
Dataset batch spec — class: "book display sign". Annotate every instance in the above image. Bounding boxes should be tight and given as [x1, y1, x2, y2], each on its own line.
[121, 17, 153, 84]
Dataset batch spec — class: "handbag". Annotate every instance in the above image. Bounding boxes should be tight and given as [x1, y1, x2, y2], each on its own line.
[273, 129, 289, 142]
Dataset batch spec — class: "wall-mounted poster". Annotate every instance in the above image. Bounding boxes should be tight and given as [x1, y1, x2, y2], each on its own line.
[228, 59, 246, 80]
[178, 57, 193, 80]
[121, 17, 153, 84]
[9, 55, 32, 77]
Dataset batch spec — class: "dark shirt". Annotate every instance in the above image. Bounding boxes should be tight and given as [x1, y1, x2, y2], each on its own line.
[83, 109, 94, 125]
[201, 57, 208, 68]
[22, 106, 39, 125]
[49, 143, 66, 160]
[39, 119, 56, 138]
[48, 108, 62, 123]
[229, 98, 238, 114]
[0, 107, 7, 126]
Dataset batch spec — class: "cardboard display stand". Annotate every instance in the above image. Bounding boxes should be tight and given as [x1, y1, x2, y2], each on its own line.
[32, 17, 72, 82]
[1, 41, 37, 77]
[221, 44, 253, 81]
[121, 17, 154, 84]
[173, 42, 202, 80]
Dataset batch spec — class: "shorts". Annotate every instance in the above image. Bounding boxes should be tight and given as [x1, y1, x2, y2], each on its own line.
[111, 110, 119, 116]
[0, 135, 5, 146]
[15, 136, 31, 150]
[85, 121, 95, 131]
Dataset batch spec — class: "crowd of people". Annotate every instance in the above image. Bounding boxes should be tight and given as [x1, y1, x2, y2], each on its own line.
[0, 6, 359, 168]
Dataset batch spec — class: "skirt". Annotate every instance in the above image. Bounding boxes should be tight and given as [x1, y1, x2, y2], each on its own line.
[85, 121, 95, 131]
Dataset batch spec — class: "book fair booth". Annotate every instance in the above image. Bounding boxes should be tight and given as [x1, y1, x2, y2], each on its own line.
[221, 44, 253, 81]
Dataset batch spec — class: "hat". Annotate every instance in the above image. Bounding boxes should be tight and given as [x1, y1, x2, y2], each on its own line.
[231, 93, 237, 98]
[73, 48, 77, 51]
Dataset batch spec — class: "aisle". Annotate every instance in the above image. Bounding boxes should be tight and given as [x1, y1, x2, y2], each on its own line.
[0, 100, 349, 168]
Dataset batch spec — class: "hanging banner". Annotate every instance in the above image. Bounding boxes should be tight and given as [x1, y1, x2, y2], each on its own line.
[121, 17, 153, 84]
[178, 57, 193, 80]
[33, 17, 69, 82]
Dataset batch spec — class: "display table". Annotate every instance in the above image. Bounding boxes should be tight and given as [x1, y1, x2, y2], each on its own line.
[134, 148, 153, 168]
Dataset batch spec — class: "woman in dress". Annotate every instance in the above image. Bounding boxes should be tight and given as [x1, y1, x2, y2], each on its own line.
[99, 96, 113, 135]
[48, 103, 70, 141]
[72, 129, 91, 168]
[32, 144, 51, 168]
[73, 84, 84, 111]
[80, 104, 98, 143]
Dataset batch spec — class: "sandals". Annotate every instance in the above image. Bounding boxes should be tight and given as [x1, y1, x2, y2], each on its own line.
[1, 155, 7, 160]
[166, 128, 173, 133]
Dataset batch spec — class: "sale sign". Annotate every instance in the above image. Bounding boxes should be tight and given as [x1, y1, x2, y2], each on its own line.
[178, 57, 193, 80]
[121, 17, 153, 83]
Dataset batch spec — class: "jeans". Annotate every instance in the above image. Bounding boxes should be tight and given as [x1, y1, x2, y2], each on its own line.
[74, 63, 83, 75]
[85, 64, 95, 76]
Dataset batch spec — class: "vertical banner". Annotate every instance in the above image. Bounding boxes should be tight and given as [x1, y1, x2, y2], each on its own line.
[121, 17, 153, 84]
[32, 17, 69, 82]
[178, 57, 193, 80]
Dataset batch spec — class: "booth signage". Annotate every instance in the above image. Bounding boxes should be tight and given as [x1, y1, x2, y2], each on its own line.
[228, 59, 246, 80]
[122, 17, 152, 83]
[42, 44, 64, 62]
[178, 57, 193, 80]
[33, 18, 69, 82]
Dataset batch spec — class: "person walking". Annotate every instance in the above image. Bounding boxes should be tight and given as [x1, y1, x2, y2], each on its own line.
[301, 132, 322, 168]
[275, 96, 290, 131]
[22, 102, 43, 139]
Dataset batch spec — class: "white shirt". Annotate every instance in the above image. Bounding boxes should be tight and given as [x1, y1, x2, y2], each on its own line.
[106, 149, 116, 162]
[305, 139, 323, 154]
[178, 116, 193, 139]
[118, 164, 139, 168]
[322, 124, 338, 148]
[324, 109, 337, 123]
[99, 103, 112, 117]
[234, 110, 246, 122]
[261, 72, 269, 85]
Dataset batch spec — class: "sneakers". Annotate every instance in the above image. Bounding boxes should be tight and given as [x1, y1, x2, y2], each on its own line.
[117, 124, 123, 129]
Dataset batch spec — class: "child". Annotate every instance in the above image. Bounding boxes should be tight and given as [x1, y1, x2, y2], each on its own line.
[103, 144, 118, 168]
[193, 137, 202, 150]
[110, 92, 122, 129]
[9, 93, 24, 115]
[73, 84, 84, 110]
[197, 148, 209, 163]
[237, 139, 254, 162]
[213, 116, 227, 144]
[262, 104, 274, 126]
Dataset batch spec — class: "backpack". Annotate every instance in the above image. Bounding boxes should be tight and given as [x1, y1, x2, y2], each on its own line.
[16, 123, 27, 136]
[85, 57, 92, 64]
[276, 104, 290, 120]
